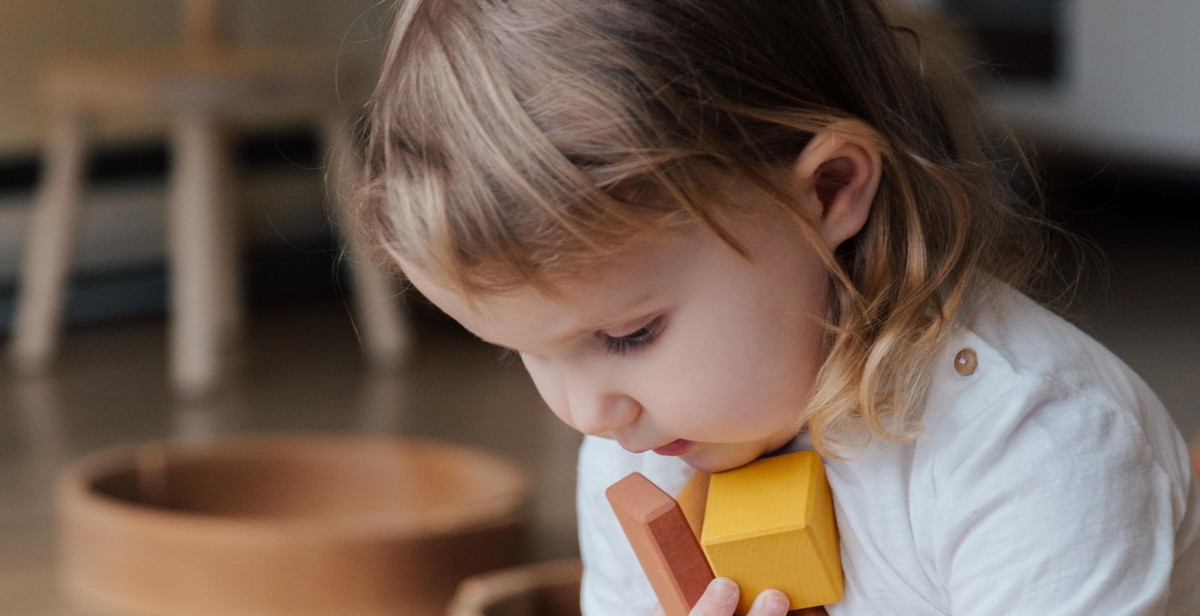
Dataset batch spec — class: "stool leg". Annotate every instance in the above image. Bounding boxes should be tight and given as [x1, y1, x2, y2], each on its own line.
[10, 109, 90, 374]
[167, 110, 228, 397]
[320, 111, 411, 369]
[211, 123, 243, 350]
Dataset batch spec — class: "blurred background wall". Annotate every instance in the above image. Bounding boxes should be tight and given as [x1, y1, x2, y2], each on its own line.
[979, 0, 1200, 166]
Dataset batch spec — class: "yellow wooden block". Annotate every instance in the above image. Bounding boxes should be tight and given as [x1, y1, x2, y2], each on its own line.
[700, 451, 842, 614]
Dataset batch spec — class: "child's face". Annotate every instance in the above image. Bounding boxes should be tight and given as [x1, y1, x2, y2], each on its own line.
[407, 206, 830, 473]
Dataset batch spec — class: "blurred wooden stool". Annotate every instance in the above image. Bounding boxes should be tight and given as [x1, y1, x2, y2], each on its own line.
[1191, 442, 1199, 483]
[9, 0, 410, 397]
[448, 559, 583, 616]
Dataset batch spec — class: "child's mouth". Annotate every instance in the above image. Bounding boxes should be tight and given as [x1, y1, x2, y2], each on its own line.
[652, 439, 694, 456]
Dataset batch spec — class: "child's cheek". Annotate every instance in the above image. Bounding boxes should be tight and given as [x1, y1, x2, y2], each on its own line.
[521, 359, 571, 426]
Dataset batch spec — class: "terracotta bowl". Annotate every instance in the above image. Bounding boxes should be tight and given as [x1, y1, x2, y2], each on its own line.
[448, 559, 583, 616]
[58, 435, 529, 616]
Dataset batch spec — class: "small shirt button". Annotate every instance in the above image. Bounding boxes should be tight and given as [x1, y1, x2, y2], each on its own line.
[954, 348, 978, 376]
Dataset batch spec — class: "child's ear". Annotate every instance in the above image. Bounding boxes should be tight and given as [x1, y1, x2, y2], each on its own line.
[789, 120, 883, 250]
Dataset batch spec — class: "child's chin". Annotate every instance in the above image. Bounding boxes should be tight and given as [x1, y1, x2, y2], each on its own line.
[682, 447, 762, 474]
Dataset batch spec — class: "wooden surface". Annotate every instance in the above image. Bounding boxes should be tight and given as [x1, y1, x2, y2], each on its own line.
[606, 473, 715, 616]
[676, 471, 710, 540]
[183, 0, 226, 49]
[448, 559, 583, 616]
[39, 47, 356, 112]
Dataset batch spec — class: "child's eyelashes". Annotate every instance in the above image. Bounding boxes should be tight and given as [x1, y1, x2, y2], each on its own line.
[601, 316, 665, 356]
[494, 316, 667, 361]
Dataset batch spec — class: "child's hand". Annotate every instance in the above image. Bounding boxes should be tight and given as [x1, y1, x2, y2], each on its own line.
[650, 577, 827, 616]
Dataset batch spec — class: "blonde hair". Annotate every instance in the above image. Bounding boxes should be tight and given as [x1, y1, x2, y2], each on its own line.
[355, 0, 1053, 452]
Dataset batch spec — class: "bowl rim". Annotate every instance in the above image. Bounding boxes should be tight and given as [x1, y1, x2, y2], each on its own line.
[57, 434, 530, 541]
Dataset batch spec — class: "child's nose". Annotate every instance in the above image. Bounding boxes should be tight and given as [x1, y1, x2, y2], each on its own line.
[564, 382, 641, 437]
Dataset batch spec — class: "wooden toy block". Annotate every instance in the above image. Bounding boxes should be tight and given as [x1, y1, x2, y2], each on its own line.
[676, 471, 711, 539]
[701, 451, 842, 614]
[606, 472, 715, 616]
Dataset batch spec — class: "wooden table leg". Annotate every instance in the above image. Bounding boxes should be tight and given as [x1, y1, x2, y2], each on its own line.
[10, 107, 90, 374]
[167, 109, 227, 397]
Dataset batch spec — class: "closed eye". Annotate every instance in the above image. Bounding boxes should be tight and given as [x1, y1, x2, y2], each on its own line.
[602, 316, 665, 356]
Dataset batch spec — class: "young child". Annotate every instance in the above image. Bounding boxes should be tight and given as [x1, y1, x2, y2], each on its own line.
[353, 0, 1200, 614]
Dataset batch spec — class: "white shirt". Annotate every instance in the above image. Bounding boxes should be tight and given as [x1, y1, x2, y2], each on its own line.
[577, 290, 1200, 615]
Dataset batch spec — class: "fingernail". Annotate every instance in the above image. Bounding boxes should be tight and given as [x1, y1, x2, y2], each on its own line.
[708, 577, 739, 607]
[751, 590, 790, 615]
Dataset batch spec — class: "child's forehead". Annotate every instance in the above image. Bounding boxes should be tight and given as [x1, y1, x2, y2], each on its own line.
[502, 231, 697, 301]
[407, 255, 665, 351]
[413, 224, 695, 308]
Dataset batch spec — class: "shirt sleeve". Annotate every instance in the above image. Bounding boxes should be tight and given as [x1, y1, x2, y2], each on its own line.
[934, 380, 1184, 615]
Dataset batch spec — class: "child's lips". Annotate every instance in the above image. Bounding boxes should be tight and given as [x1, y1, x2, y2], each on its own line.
[651, 439, 694, 456]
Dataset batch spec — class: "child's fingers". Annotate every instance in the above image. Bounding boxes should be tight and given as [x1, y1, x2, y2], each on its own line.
[746, 589, 791, 616]
[688, 577, 740, 616]
[687, 578, 791, 616]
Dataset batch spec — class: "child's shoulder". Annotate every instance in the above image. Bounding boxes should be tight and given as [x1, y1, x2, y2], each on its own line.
[921, 284, 1190, 484]
[828, 286, 1200, 615]
[966, 286, 1143, 397]
[928, 285, 1160, 422]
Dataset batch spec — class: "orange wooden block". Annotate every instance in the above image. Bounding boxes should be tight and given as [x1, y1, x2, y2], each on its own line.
[676, 471, 711, 539]
[606, 472, 715, 616]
